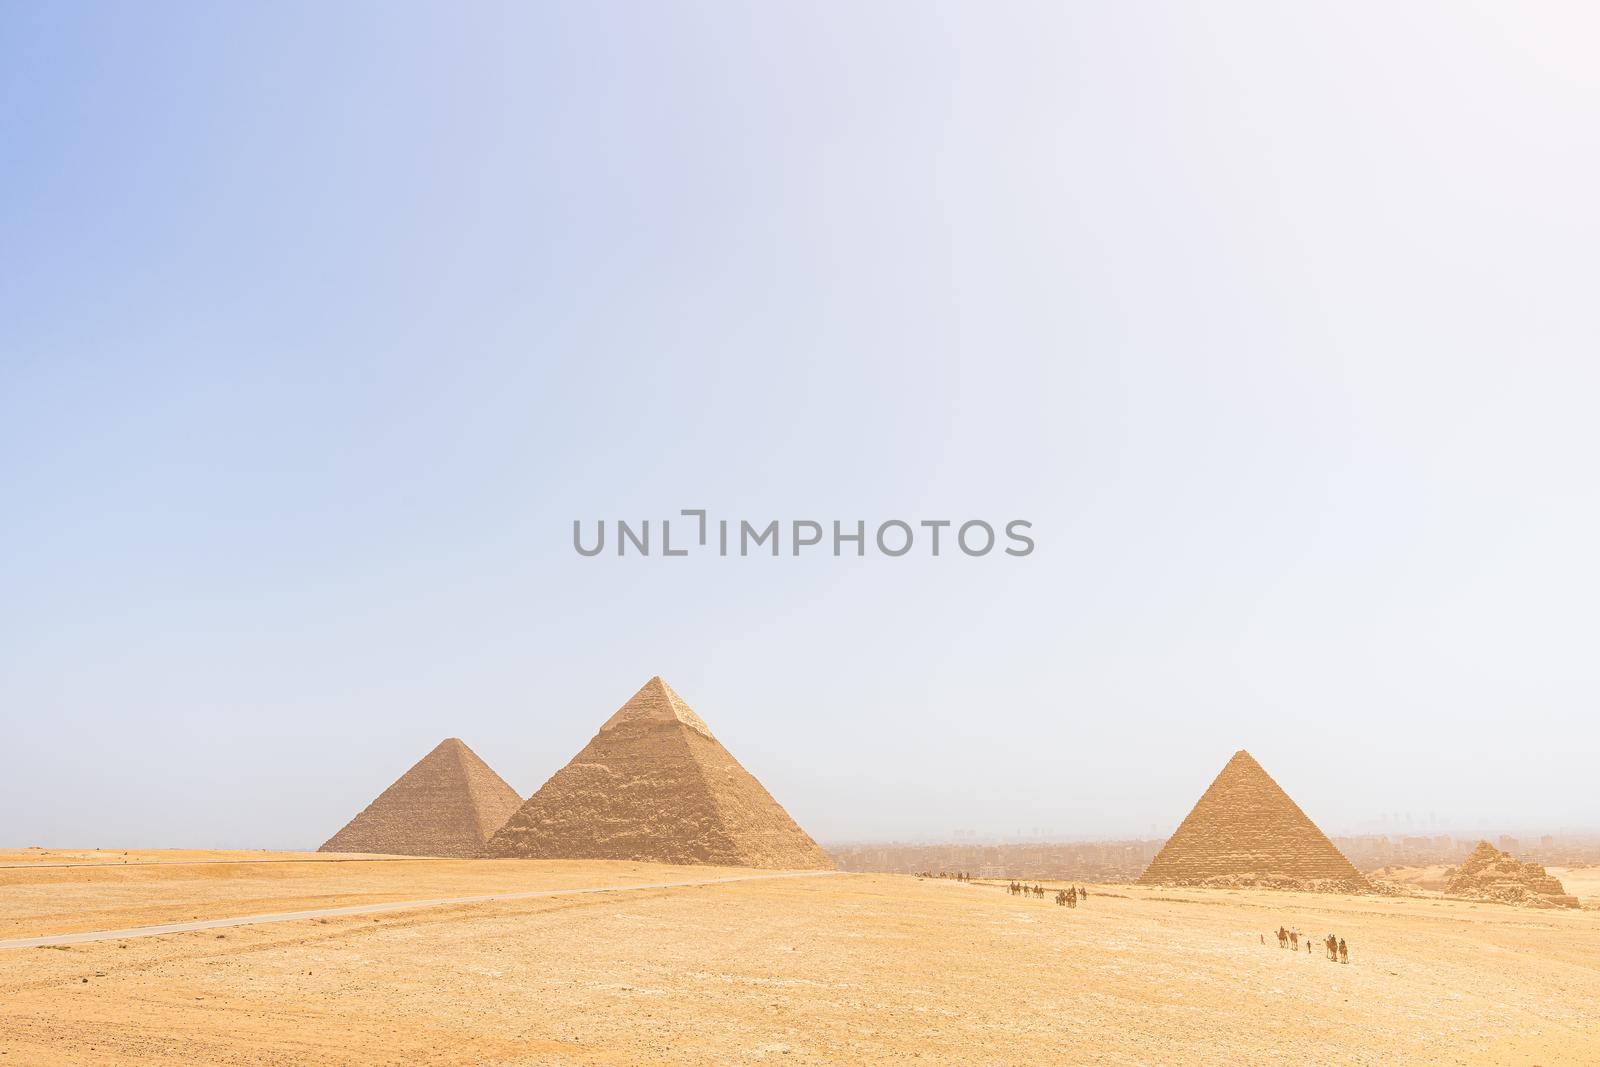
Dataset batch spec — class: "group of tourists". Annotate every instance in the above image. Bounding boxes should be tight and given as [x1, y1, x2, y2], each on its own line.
[1272, 926, 1348, 963]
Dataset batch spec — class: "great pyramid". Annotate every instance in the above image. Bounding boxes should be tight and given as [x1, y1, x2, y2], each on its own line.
[319, 738, 524, 858]
[481, 677, 833, 869]
[1138, 749, 1370, 892]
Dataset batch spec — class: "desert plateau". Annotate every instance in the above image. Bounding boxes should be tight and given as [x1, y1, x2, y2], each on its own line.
[2, 849, 1598, 1065]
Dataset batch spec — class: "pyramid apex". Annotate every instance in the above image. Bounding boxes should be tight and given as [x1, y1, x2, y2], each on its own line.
[600, 676, 713, 736]
[1222, 749, 1269, 774]
[424, 737, 468, 756]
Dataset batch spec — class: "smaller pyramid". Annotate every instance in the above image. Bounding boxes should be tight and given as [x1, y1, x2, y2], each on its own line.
[1446, 842, 1579, 909]
[319, 738, 523, 858]
[482, 677, 833, 869]
[1138, 750, 1370, 892]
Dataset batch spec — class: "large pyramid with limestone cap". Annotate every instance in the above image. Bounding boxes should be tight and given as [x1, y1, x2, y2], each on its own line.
[319, 738, 524, 858]
[482, 677, 833, 869]
[1138, 750, 1370, 892]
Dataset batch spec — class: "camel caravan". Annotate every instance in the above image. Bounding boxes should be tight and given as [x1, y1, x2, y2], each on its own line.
[1272, 924, 1350, 963]
[1007, 881, 1089, 908]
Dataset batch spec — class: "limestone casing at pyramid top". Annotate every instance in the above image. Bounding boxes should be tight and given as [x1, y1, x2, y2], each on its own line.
[598, 676, 715, 738]
[1225, 748, 1260, 771]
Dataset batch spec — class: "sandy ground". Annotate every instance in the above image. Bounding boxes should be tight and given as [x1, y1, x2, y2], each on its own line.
[1373, 863, 1455, 892]
[1545, 866, 1600, 905]
[3, 852, 1598, 1065]
[0, 849, 381, 866]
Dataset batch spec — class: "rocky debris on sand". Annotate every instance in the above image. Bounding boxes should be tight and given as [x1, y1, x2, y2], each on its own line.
[1186, 873, 1374, 894]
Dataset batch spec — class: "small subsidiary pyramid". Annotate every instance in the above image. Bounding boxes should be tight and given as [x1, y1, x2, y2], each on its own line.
[1138, 750, 1370, 892]
[319, 738, 524, 858]
[1445, 841, 1579, 909]
[482, 677, 833, 870]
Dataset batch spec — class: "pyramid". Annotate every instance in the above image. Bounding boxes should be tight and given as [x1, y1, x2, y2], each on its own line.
[1445, 841, 1579, 909]
[1138, 750, 1370, 891]
[319, 738, 524, 858]
[482, 677, 833, 869]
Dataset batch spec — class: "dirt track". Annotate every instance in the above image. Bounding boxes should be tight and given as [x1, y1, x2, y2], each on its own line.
[1, 870, 839, 949]
[2, 850, 1597, 1065]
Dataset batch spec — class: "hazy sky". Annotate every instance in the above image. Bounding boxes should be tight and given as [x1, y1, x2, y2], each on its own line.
[3, 3, 1597, 849]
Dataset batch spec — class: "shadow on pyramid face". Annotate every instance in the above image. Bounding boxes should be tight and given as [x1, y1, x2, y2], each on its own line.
[481, 677, 834, 871]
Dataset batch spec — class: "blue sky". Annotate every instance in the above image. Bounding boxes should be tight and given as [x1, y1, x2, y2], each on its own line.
[3, 3, 1597, 848]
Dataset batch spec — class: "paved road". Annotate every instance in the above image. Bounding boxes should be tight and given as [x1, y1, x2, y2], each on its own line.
[0, 870, 843, 950]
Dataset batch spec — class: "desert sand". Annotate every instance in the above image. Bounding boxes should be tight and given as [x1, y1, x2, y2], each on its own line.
[1546, 866, 1600, 904]
[4, 850, 1598, 1065]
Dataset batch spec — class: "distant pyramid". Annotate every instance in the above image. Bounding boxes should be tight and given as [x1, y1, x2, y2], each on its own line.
[1138, 750, 1370, 891]
[1445, 841, 1579, 909]
[319, 738, 523, 858]
[482, 677, 833, 869]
